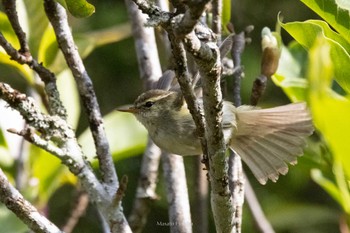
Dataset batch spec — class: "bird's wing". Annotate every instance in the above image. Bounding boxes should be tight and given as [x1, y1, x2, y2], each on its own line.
[230, 103, 314, 185]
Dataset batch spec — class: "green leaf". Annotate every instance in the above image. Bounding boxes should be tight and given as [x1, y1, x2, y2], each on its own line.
[56, 69, 81, 129]
[57, 0, 95, 18]
[0, 12, 33, 82]
[307, 36, 350, 181]
[38, 25, 62, 71]
[301, 0, 350, 43]
[280, 19, 350, 94]
[222, 0, 231, 33]
[23, 0, 49, 57]
[311, 169, 343, 206]
[272, 43, 309, 102]
[78, 111, 147, 162]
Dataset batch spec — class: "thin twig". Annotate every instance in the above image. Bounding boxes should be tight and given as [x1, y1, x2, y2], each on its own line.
[167, 36, 208, 162]
[62, 191, 89, 233]
[244, 174, 275, 233]
[0, 168, 63, 233]
[0, 32, 67, 118]
[211, 0, 222, 43]
[228, 26, 254, 233]
[2, 0, 30, 55]
[43, 0, 117, 188]
[161, 153, 192, 233]
[0, 82, 106, 210]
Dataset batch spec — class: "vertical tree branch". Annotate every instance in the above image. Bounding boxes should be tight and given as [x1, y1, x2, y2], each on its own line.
[0, 168, 63, 233]
[125, 0, 163, 90]
[43, 0, 117, 188]
[228, 151, 244, 232]
[211, 0, 222, 43]
[162, 153, 192, 233]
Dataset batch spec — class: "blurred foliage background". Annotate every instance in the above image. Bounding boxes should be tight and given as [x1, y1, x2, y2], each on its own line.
[0, 0, 349, 232]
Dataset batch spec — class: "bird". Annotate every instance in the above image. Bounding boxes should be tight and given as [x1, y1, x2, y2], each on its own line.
[118, 89, 314, 184]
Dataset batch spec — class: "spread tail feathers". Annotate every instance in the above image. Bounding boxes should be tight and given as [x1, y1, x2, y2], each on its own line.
[230, 103, 314, 185]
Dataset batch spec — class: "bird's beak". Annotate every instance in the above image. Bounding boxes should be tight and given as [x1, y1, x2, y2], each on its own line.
[116, 106, 138, 114]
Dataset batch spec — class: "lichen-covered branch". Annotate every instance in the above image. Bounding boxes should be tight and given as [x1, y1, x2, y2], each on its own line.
[0, 168, 63, 233]
[0, 83, 105, 201]
[0, 81, 131, 232]
[43, 0, 117, 188]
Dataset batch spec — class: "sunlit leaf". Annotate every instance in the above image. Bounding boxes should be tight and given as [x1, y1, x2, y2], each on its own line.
[23, 0, 49, 56]
[0, 12, 33, 82]
[38, 25, 60, 70]
[56, 69, 80, 129]
[280, 19, 350, 94]
[301, 0, 350, 43]
[57, 0, 95, 18]
[273, 43, 309, 102]
[308, 36, 350, 181]
[222, 0, 231, 33]
[78, 111, 147, 162]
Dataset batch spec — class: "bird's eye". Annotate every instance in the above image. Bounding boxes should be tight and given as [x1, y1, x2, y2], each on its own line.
[144, 101, 154, 108]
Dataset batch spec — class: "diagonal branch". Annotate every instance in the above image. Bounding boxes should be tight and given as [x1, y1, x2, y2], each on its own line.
[0, 32, 67, 119]
[0, 168, 63, 233]
[0, 83, 105, 200]
[43, 0, 117, 188]
[2, 0, 30, 55]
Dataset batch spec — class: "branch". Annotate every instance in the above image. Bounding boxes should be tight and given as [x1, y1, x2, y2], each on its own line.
[167, 36, 208, 162]
[0, 83, 105, 199]
[125, 0, 162, 89]
[43, 0, 117, 187]
[244, 174, 275, 233]
[0, 168, 63, 233]
[62, 191, 89, 233]
[161, 153, 192, 232]
[228, 151, 244, 232]
[211, 0, 222, 42]
[0, 32, 67, 118]
[130, 0, 234, 231]
[2, 0, 30, 54]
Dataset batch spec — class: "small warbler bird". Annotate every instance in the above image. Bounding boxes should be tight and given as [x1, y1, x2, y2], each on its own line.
[118, 89, 314, 184]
